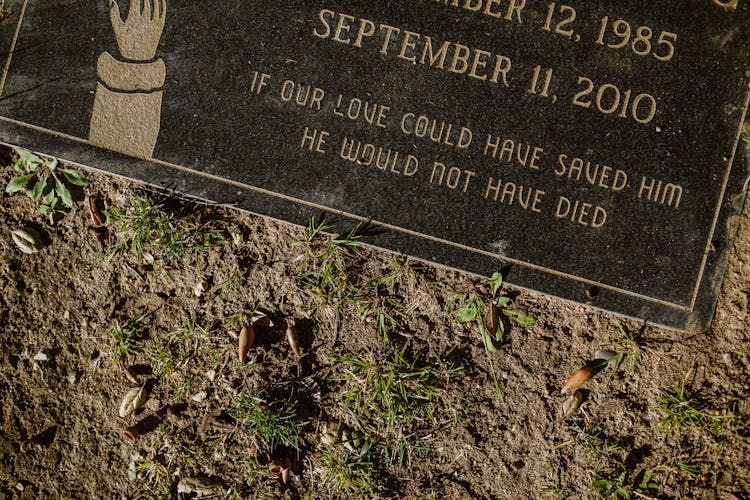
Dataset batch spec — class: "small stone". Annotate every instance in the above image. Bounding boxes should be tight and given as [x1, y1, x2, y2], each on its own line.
[194, 281, 206, 297]
[722, 352, 733, 366]
[66, 373, 77, 385]
[594, 350, 617, 362]
[205, 369, 216, 382]
[33, 352, 48, 362]
[192, 391, 208, 403]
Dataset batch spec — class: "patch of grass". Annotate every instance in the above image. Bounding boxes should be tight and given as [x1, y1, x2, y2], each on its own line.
[4, 146, 89, 224]
[337, 345, 460, 466]
[321, 444, 378, 497]
[105, 192, 224, 264]
[228, 387, 305, 454]
[135, 459, 172, 500]
[657, 376, 747, 435]
[295, 219, 365, 307]
[338, 346, 459, 427]
[571, 422, 623, 457]
[107, 317, 144, 364]
[592, 466, 659, 499]
[146, 319, 209, 379]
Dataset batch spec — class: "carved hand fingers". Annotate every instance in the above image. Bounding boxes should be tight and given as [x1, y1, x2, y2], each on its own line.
[108, 0, 167, 61]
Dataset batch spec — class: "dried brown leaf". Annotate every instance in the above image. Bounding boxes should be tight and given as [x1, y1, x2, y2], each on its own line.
[119, 385, 147, 418]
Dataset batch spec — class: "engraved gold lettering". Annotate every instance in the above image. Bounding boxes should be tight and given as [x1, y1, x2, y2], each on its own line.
[485, 177, 545, 212]
[401, 113, 473, 149]
[333, 13, 356, 44]
[483, 0, 504, 18]
[354, 18, 376, 48]
[449, 43, 472, 75]
[555, 196, 607, 227]
[489, 55, 512, 86]
[313, 10, 513, 88]
[379, 24, 401, 55]
[313, 9, 335, 39]
[484, 134, 542, 170]
[340, 137, 418, 176]
[638, 177, 682, 208]
[555, 154, 628, 191]
[420, 36, 451, 68]
[431, 162, 476, 192]
[468, 49, 491, 80]
[505, 0, 526, 22]
[399, 31, 421, 63]
[433, 0, 526, 23]
[333, 94, 390, 128]
[280, 80, 326, 110]
[301, 127, 329, 154]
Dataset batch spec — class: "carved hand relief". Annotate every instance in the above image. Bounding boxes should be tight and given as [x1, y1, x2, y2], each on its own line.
[89, 0, 167, 159]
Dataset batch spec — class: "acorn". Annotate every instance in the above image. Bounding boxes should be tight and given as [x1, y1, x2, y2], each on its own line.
[561, 366, 593, 394]
[238, 325, 255, 363]
[286, 325, 300, 359]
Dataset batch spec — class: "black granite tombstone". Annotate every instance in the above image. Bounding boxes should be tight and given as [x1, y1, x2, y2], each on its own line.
[1, 0, 748, 330]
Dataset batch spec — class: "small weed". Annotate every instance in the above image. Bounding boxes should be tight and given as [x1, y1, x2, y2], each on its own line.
[606, 327, 644, 373]
[228, 387, 305, 454]
[107, 317, 144, 364]
[136, 459, 172, 500]
[5, 147, 89, 223]
[446, 272, 535, 400]
[572, 422, 622, 457]
[146, 319, 209, 380]
[592, 466, 658, 499]
[242, 457, 277, 488]
[105, 192, 224, 264]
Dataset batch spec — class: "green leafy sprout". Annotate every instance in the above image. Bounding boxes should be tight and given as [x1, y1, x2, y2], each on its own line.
[5, 146, 89, 223]
[447, 272, 535, 400]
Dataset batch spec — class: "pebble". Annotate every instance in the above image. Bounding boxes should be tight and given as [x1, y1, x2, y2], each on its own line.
[722, 352, 733, 366]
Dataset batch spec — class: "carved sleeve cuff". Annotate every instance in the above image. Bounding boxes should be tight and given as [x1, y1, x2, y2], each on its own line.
[96, 51, 166, 92]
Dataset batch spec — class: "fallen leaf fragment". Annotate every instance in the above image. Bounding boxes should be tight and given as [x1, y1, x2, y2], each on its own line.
[11, 227, 42, 254]
[269, 458, 292, 484]
[123, 426, 138, 442]
[561, 366, 593, 394]
[119, 385, 147, 418]
[87, 195, 103, 227]
[238, 325, 255, 363]
[250, 312, 274, 328]
[319, 421, 339, 447]
[485, 302, 499, 338]
[177, 476, 223, 497]
[286, 325, 300, 359]
[562, 390, 583, 417]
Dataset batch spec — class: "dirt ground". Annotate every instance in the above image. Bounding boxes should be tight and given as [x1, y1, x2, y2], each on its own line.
[0, 143, 748, 499]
